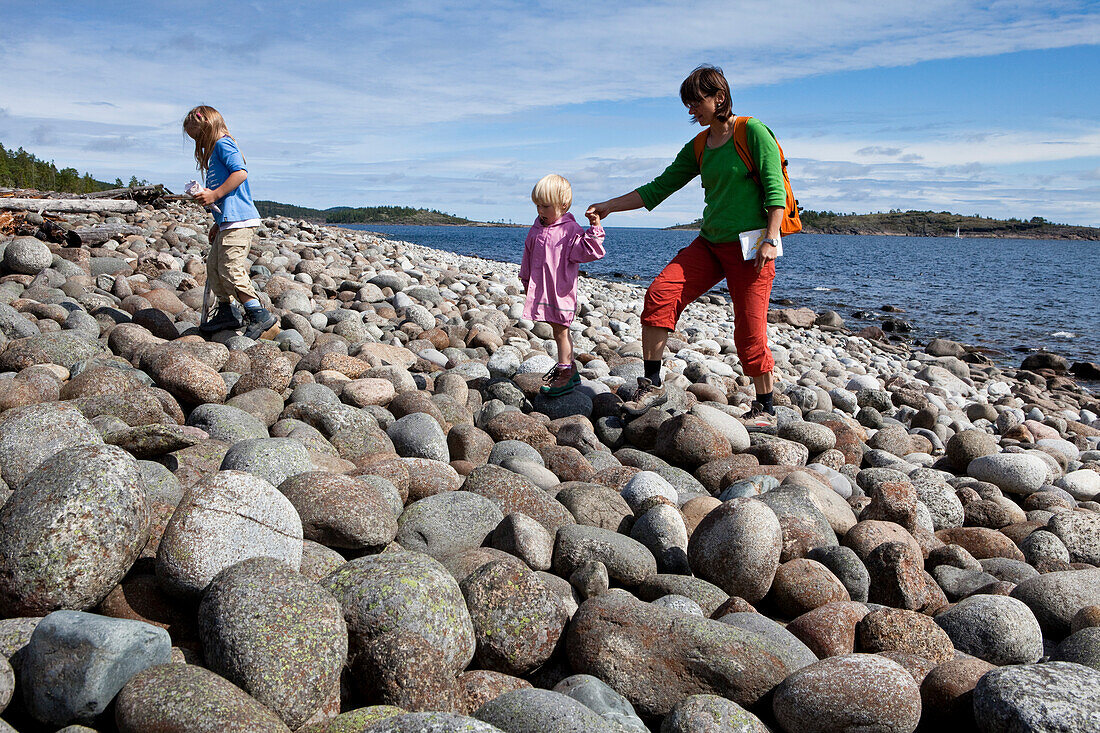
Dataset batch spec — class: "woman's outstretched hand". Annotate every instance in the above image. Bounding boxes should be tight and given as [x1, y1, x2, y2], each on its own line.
[586, 203, 611, 221]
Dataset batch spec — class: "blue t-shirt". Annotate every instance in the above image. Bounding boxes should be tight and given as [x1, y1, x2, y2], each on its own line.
[205, 136, 260, 226]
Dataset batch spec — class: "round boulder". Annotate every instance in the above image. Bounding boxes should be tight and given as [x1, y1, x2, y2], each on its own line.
[934, 594, 1043, 665]
[688, 498, 782, 603]
[973, 661, 1100, 733]
[198, 557, 347, 730]
[0, 444, 148, 615]
[156, 470, 303, 598]
[772, 654, 921, 733]
[460, 560, 568, 675]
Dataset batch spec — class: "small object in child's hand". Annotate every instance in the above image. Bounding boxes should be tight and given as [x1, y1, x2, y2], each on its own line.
[185, 180, 221, 214]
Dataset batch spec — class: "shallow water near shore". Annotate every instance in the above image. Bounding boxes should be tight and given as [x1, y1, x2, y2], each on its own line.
[345, 224, 1099, 367]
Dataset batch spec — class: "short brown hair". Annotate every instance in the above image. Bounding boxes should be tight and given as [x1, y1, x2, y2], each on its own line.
[680, 64, 732, 123]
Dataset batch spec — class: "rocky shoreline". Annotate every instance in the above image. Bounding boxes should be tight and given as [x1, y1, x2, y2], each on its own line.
[0, 196, 1098, 731]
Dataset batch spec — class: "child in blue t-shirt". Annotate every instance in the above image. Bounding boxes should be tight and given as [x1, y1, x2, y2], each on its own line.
[184, 105, 276, 339]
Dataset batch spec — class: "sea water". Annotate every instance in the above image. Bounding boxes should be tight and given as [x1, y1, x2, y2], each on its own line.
[342, 225, 1099, 367]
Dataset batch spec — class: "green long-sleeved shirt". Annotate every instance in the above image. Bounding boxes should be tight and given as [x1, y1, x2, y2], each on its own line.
[636, 117, 787, 243]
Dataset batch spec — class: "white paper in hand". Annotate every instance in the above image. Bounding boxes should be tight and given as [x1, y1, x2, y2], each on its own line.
[739, 228, 782, 261]
[184, 180, 221, 215]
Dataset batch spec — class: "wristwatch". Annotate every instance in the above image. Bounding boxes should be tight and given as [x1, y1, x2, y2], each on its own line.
[761, 238, 779, 247]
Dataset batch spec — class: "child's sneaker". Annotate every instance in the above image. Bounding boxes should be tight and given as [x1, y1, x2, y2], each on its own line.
[540, 363, 579, 397]
[200, 302, 243, 333]
[242, 307, 278, 340]
[744, 400, 776, 428]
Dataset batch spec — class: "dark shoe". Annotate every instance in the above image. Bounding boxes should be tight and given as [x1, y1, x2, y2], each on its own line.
[540, 364, 580, 397]
[200, 302, 243, 333]
[622, 377, 667, 416]
[744, 400, 776, 427]
[242, 307, 277, 339]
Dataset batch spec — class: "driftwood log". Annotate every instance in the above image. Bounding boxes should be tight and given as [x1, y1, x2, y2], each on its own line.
[0, 198, 139, 214]
[84, 185, 166, 203]
[65, 223, 145, 247]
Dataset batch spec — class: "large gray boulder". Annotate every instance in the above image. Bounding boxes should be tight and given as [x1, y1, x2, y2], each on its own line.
[396, 491, 504, 558]
[566, 590, 789, 717]
[387, 412, 449, 462]
[974, 661, 1100, 733]
[661, 694, 769, 733]
[553, 674, 647, 732]
[20, 610, 171, 727]
[156, 471, 303, 598]
[553, 524, 657, 587]
[323, 551, 476, 710]
[475, 688, 629, 733]
[934, 594, 1043, 665]
[0, 401, 103, 488]
[186, 403, 269, 443]
[1011, 568, 1100, 637]
[115, 663, 292, 732]
[219, 438, 312, 488]
[687, 498, 781, 603]
[198, 557, 347, 730]
[0, 444, 148, 615]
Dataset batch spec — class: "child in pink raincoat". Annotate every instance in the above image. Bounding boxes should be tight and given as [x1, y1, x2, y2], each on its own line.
[519, 174, 606, 397]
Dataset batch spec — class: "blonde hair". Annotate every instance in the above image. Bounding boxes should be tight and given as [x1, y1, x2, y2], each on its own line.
[531, 174, 572, 210]
[183, 105, 234, 172]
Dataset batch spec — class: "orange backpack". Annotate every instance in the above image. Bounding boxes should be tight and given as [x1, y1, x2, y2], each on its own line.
[693, 116, 802, 235]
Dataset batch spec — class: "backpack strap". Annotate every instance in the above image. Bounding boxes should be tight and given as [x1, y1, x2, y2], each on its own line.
[732, 116, 759, 185]
[692, 129, 709, 169]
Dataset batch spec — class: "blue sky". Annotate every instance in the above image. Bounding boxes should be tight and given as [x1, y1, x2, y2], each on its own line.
[2, 1, 1098, 226]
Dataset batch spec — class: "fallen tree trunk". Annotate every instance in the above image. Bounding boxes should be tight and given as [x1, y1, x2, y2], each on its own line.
[0, 198, 138, 214]
[65, 223, 145, 247]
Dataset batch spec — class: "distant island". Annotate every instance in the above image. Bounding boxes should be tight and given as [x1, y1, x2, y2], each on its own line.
[668, 209, 1100, 240]
[255, 201, 518, 227]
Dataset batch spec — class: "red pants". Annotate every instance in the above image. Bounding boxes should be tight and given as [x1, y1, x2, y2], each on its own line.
[641, 236, 775, 377]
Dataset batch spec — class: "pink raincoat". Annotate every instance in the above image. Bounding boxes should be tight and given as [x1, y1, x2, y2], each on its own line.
[519, 213, 606, 326]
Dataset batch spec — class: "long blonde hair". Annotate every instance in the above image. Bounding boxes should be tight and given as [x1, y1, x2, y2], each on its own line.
[183, 105, 234, 172]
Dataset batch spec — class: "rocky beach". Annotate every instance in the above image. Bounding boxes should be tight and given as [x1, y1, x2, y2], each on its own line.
[0, 193, 1097, 732]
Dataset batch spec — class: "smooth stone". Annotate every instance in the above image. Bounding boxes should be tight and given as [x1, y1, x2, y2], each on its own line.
[552, 674, 647, 732]
[219, 438, 312, 488]
[1011, 568, 1100, 637]
[772, 654, 921, 733]
[396, 491, 504, 558]
[323, 551, 475, 709]
[566, 591, 789, 717]
[967, 453, 1049, 496]
[115, 663, 292, 732]
[0, 444, 148, 616]
[660, 694, 769, 732]
[21, 610, 171, 726]
[973, 661, 1100, 733]
[198, 557, 347, 730]
[156, 470, 303, 598]
[475, 688, 623, 733]
[687, 498, 781, 603]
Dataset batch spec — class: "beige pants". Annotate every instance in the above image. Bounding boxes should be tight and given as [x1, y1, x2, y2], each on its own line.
[208, 227, 258, 304]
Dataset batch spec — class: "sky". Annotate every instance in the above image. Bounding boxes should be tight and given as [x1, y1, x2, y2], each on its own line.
[2, 1, 1099, 227]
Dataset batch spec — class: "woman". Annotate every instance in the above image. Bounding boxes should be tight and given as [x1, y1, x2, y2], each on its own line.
[586, 64, 786, 424]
